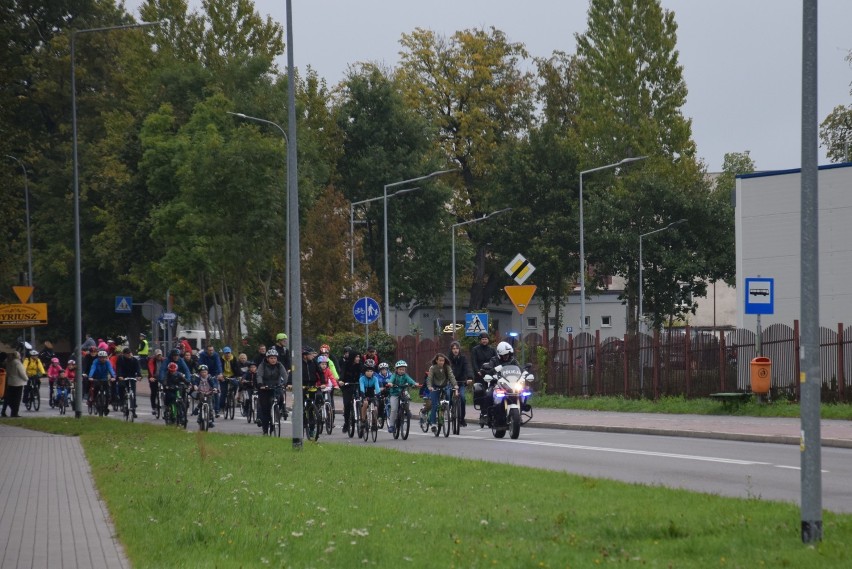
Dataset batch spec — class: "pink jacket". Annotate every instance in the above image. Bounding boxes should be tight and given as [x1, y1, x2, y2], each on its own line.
[47, 363, 63, 381]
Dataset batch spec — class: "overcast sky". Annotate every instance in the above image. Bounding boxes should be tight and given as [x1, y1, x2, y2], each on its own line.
[125, 0, 852, 172]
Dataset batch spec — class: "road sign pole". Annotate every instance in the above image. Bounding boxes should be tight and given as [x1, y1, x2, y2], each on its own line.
[364, 297, 368, 350]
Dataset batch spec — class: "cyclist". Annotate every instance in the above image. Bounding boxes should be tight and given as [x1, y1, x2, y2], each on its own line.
[88, 350, 116, 413]
[162, 361, 189, 421]
[191, 364, 219, 427]
[358, 360, 381, 435]
[376, 362, 392, 423]
[197, 345, 223, 416]
[339, 351, 362, 433]
[115, 347, 141, 418]
[426, 353, 457, 433]
[23, 349, 45, 405]
[257, 349, 288, 435]
[54, 370, 71, 409]
[64, 359, 77, 396]
[385, 360, 417, 434]
[46, 356, 63, 407]
[252, 344, 267, 366]
[220, 346, 240, 416]
[240, 361, 259, 416]
[314, 355, 338, 418]
[182, 350, 198, 375]
[318, 344, 340, 381]
[448, 341, 474, 427]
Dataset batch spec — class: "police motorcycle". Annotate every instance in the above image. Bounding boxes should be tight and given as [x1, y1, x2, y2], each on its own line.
[473, 362, 534, 439]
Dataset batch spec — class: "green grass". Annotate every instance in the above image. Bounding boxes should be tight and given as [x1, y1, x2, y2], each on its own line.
[531, 394, 852, 419]
[11, 417, 852, 568]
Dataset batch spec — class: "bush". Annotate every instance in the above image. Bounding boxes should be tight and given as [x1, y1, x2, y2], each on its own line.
[319, 330, 396, 363]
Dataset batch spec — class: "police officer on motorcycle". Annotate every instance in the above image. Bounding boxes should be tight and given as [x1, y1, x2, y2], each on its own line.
[475, 341, 519, 427]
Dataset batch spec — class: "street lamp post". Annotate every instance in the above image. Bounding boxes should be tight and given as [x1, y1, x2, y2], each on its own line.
[383, 169, 457, 334]
[349, 187, 420, 336]
[451, 208, 511, 339]
[71, 19, 163, 419]
[638, 218, 686, 395]
[5, 154, 35, 345]
[227, 112, 290, 340]
[578, 156, 647, 337]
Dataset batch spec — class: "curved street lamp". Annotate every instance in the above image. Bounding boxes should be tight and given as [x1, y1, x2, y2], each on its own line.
[72, 19, 164, 418]
[383, 168, 458, 334]
[4, 154, 34, 345]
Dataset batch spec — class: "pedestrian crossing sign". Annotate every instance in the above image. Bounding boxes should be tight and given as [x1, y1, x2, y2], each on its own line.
[465, 313, 489, 337]
[115, 296, 133, 314]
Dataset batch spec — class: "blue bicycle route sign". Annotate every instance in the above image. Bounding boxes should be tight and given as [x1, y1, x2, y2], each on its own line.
[353, 297, 380, 325]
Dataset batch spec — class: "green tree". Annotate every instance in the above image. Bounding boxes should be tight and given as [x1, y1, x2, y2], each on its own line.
[335, 64, 452, 316]
[397, 27, 535, 310]
[819, 50, 851, 163]
[574, 0, 721, 331]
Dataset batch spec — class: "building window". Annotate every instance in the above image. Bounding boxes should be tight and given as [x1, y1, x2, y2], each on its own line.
[601, 315, 612, 328]
[526, 317, 537, 329]
[583, 315, 590, 329]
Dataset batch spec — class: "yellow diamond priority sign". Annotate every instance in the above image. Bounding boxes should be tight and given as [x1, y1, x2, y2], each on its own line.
[504, 253, 535, 285]
[504, 285, 536, 315]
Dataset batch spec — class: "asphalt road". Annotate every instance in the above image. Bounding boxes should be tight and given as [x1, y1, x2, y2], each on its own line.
[50, 389, 852, 514]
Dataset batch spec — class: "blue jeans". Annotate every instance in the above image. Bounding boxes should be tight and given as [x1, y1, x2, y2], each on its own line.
[428, 385, 452, 424]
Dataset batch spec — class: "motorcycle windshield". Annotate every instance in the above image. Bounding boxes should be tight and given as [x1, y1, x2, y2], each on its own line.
[500, 365, 523, 388]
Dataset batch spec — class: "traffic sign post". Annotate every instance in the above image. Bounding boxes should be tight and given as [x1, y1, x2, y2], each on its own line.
[353, 297, 380, 348]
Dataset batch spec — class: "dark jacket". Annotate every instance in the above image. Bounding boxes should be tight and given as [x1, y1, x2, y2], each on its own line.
[197, 350, 223, 376]
[115, 355, 141, 378]
[449, 351, 473, 382]
[300, 357, 318, 388]
[340, 353, 362, 389]
[471, 344, 497, 375]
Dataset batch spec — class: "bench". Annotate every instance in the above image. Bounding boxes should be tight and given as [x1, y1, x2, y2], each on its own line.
[709, 392, 752, 410]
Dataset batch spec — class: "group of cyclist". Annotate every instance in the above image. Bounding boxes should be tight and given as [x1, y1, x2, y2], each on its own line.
[3, 330, 524, 438]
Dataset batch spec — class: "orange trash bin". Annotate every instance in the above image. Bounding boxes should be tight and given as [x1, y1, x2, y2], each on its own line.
[750, 357, 771, 394]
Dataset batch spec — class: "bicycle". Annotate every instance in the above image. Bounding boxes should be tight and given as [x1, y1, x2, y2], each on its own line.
[270, 388, 283, 437]
[23, 376, 41, 411]
[376, 389, 388, 429]
[93, 380, 111, 417]
[196, 390, 216, 431]
[392, 386, 413, 440]
[55, 384, 70, 415]
[347, 393, 362, 439]
[450, 389, 461, 435]
[321, 387, 335, 435]
[118, 377, 138, 422]
[434, 387, 454, 438]
[361, 395, 378, 443]
[303, 386, 322, 442]
[223, 377, 237, 420]
[242, 385, 257, 424]
[163, 387, 188, 429]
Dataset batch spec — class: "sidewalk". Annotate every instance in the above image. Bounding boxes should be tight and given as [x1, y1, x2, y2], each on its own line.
[0, 423, 129, 569]
[527, 408, 852, 449]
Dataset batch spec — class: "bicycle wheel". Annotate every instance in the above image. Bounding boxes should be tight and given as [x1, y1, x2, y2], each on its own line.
[401, 402, 411, 440]
[361, 405, 370, 442]
[200, 403, 209, 431]
[348, 402, 356, 438]
[49, 386, 55, 408]
[271, 404, 281, 437]
[443, 402, 451, 438]
[227, 392, 236, 420]
[33, 384, 40, 411]
[23, 387, 31, 411]
[152, 394, 160, 419]
[449, 397, 458, 435]
[129, 392, 136, 422]
[453, 395, 463, 434]
[324, 402, 333, 434]
[419, 406, 429, 432]
[179, 402, 188, 429]
[312, 404, 322, 441]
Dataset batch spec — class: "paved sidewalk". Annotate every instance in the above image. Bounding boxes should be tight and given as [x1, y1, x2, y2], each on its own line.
[527, 408, 852, 449]
[0, 424, 129, 569]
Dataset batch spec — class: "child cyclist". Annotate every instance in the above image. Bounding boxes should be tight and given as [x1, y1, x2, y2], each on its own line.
[358, 361, 381, 435]
[376, 362, 392, 423]
[315, 355, 339, 410]
[46, 357, 63, 407]
[54, 370, 71, 409]
[385, 360, 417, 435]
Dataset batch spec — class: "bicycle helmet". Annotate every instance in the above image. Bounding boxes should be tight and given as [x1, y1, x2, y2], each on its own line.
[51, 357, 60, 364]
[167, 362, 178, 372]
[198, 364, 209, 371]
[320, 344, 330, 354]
[67, 360, 76, 365]
[29, 349, 38, 356]
[395, 360, 408, 369]
[170, 348, 180, 357]
[378, 362, 389, 370]
[302, 345, 315, 355]
[317, 355, 329, 364]
[496, 342, 513, 356]
[97, 350, 108, 357]
[276, 332, 287, 340]
[362, 360, 376, 371]
[266, 349, 279, 357]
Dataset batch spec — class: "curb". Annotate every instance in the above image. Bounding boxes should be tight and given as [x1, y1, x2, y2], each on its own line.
[529, 421, 852, 449]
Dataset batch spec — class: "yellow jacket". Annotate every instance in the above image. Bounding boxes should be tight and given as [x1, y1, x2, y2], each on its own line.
[24, 356, 45, 378]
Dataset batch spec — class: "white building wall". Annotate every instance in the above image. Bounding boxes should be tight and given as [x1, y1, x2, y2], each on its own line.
[735, 163, 852, 329]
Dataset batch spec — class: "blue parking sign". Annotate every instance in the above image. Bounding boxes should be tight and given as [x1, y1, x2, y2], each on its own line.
[353, 297, 380, 325]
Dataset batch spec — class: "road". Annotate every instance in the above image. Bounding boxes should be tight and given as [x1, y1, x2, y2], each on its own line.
[44, 389, 852, 513]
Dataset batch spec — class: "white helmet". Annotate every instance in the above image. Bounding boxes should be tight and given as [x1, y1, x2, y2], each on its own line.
[496, 342, 513, 356]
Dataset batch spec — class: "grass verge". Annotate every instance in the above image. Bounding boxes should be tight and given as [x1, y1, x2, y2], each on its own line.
[11, 417, 852, 568]
[531, 394, 852, 419]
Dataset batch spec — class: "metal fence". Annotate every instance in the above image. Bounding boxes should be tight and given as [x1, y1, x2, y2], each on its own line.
[393, 321, 852, 401]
